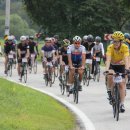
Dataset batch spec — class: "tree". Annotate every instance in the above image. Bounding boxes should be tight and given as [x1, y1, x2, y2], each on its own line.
[23, 0, 130, 37]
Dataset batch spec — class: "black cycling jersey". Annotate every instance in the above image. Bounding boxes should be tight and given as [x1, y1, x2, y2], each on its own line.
[59, 47, 68, 65]
[17, 43, 29, 58]
[4, 42, 16, 54]
[28, 41, 38, 54]
[83, 42, 95, 59]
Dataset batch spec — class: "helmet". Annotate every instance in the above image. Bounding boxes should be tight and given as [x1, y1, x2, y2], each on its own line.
[124, 33, 130, 39]
[20, 36, 26, 41]
[63, 39, 70, 46]
[83, 35, 88, 41]
[95, 36, 101, 42]
[73, 36, 82, 42]
[45, 37, 51, 42]
[53, 35, 59, 40]
[8, 36, 13, 41]
[87, 34, 94, 42]
[29, 36, 34, 40]
[112, 31, 124, 41]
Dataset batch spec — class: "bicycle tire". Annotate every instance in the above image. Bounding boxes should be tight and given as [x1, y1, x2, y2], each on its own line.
[24, 65, 27, 83]
[33, 60, 37, 74]
[115, 85, 120, 121]
[86, 67, 90, 86]
[97, 64, 100, 82]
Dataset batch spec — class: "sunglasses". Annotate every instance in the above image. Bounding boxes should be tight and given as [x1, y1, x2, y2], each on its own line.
[113, 40, 120, 44]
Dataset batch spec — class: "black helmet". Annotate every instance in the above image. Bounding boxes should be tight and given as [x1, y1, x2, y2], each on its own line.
[53, 35, 59, 40]
[95, 36, 101, 42]
[87, 34, 94, 42]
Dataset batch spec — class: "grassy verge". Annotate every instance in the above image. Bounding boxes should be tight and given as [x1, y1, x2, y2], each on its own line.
[0, 78, 76, 130]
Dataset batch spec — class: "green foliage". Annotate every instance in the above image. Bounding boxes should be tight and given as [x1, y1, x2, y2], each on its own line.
[0, 78, 75, 130]
[0, 14, 36, 38]
[23, 0, 130, 38]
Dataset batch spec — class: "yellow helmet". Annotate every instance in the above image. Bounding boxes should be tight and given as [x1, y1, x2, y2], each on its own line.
[112, 31, 124, 41]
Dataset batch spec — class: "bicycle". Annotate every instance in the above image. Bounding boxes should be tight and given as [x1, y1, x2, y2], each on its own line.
[93, 57, 100, 82]
[29, 54, 37, 74]
[54, 60, 59, 77]
[59, 65, 69, 95]
[20, 58, 28, 83]
[44, 61, 55, 87]
[7, 53, 14, 77]
[83, 59, 92, 86]
[68, 67, 83, 104]
[104, 71, 127, 121]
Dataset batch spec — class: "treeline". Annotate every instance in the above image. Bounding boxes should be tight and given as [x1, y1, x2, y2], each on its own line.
[23, 0, 130, 38]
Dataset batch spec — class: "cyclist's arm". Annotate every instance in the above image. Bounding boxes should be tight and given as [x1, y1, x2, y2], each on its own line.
[100, 43, 105, 56]
[105, 55, 111, 70]
[26, 46, 30, 58]
[18, 49, 21, 58]
[124, 56, 129, 70]
[82, 47, 86, 67]
[67, 46, 73, 68]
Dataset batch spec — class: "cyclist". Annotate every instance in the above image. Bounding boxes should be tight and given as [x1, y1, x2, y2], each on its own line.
[4, 36, 16, 74]
[41, 37, 55, 76]
[17, 36, 30, 80]
[82, 35, 88, 45]
[105, 31, 129, 112]
[124, 33, 130, 68]
[59, 39, 70, 81]
[28, 36, 39, 69]
[83, 34, 95, 77]
[92, 36, 105, 74]
[67, 36, 86, 93]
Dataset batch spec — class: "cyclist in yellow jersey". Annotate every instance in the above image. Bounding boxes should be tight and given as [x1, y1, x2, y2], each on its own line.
[105, 31, 129, 113]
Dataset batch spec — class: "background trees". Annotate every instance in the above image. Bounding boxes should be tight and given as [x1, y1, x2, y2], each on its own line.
[23, 0, 130, 38]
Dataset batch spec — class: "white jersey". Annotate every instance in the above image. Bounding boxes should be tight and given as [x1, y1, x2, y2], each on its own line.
[92, 42, 104, 56]
[67, 44, 86, 64]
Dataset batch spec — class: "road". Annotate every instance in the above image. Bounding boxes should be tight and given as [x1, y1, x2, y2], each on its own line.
[0, 57, 130, 130]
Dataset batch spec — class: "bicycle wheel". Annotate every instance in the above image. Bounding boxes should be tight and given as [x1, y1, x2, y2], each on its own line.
[51, 70, 55, 84]
[97, 64, 100, 82]
[54, 66, 59, 77]
[9, 63, 12, 77]
[33, 60, 37, 74]
[24, 65, 27, 83]
[73, 81, 79, 104]
[86, 68, 90, 86]
[49, 73, 52, 87]
[83, 71, 86, 85]
[115, 86, 120, 121]
[44, 74, 48, 86]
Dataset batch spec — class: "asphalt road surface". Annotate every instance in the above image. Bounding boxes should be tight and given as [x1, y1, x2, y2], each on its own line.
[0, 57, 130, 130]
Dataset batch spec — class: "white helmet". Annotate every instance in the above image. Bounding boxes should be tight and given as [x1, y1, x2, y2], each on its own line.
[73, 36, 82, 42]
[8, 36, 13, 41]
[83, 35, 88, 41]
[20, 36, 26, 41]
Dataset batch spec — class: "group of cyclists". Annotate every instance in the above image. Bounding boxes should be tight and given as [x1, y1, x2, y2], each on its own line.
[2, 30, 130, 113]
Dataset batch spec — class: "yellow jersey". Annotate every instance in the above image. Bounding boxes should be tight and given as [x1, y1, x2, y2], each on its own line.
[106, 43, 129, 65]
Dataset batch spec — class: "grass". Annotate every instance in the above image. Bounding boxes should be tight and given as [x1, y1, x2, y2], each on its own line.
[0, 78, 76, 130]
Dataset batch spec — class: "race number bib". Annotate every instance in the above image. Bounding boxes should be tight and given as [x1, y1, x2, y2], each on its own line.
[96, 57, 100, 61]
[65, 65, 69, 72]
[8, 54, 13, 58]
[46, 62, 53, 67]
[86, 59, 92, 64]
[113, 76, 122, 83]
[22, 58, 27, 63]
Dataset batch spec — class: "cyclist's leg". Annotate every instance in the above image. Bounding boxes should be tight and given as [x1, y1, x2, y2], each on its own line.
[78, 68, 84, 91]
[17, 59, 22, 79]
